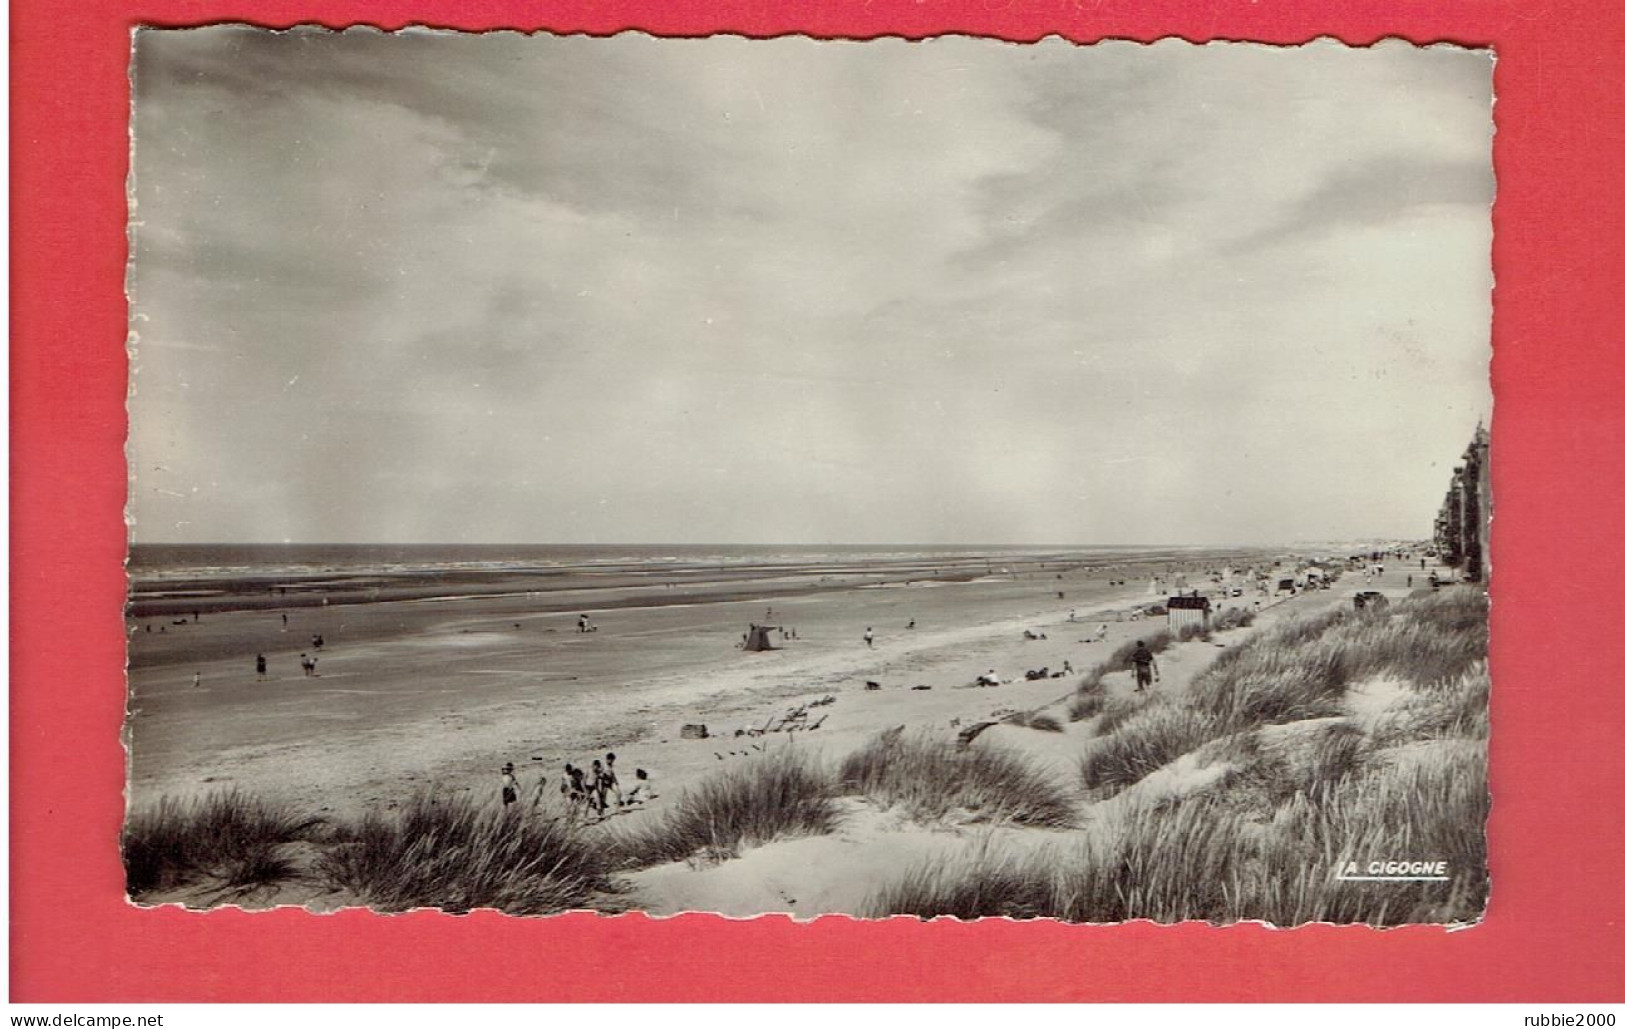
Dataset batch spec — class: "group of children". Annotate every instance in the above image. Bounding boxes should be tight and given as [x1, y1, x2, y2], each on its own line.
[498, 752, 656, 820]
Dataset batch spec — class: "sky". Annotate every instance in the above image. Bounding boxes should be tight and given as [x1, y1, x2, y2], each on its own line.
[127, 29, 1494, 545]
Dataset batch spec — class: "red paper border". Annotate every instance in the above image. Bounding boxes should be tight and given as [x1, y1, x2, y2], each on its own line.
[12, 0, 1625, 1003]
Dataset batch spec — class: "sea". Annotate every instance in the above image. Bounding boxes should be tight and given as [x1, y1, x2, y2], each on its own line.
[127, 542, 1192, 583]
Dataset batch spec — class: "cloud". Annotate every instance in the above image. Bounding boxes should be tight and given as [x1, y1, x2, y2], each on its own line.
[1229, 154, 1496, 253]
[127, 30, 1494, 544]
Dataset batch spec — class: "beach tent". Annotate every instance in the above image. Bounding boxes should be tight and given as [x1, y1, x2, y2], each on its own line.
[1166, 594, 1212, 634]
[743, 624, 781, 652]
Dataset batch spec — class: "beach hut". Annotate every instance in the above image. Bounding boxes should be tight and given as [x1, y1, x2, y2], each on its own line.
[742, 624, 781, 652]
[1166, 594, 1211, 634]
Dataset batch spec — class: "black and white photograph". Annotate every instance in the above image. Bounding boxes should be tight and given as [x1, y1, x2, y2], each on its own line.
[123, 27, 1494, 924]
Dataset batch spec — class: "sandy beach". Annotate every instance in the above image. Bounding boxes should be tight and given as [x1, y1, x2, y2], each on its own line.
[123, 544, 1446, 916]
[127, 547, 1275, 818]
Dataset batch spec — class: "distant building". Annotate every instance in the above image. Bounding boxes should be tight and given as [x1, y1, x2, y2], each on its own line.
[1433, 425, 1490, 582]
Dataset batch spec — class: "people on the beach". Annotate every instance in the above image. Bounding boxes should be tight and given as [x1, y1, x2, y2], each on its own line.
[578, 614, 591, 633]
[281, 613, 288, 627]
[192, 671, 201, 690]
[255, 653, 267, 679]
[906, 619, 916, 630]
[601, 752, 624, 808]
[977, 669, 1002, 687]
[300, 653, 317, 677]
[1131, 641, 1159, 692]
[562, 763, 587, 818]
[863, 627, 874, 648]
[626, 767, 655, 804]
[588, 759, 609, 816]
[500, 762, 519, 806]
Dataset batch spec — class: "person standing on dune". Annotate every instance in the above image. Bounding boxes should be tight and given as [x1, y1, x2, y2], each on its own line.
[1131, 641, 1159, 692]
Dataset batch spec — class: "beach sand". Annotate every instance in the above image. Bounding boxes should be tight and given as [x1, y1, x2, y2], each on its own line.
[124, 546, 1426, 914]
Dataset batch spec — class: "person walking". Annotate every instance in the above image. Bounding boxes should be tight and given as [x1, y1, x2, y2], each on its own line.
[1131, 641, 1159, 692]
[602, 752, 624, 808]
[255, 653, 267, 680]
[586, 760, 607, 818]
[500, 763, 520, 806]
[863, 627, 874, 648]
[561, 764, 585, 820]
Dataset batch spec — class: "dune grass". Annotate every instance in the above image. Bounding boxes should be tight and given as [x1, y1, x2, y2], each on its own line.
[316, 791, 617, 914]
[1002, 710, 1065, 733]
[1066, 690, 1106, 722]
[607, 748, 839, 868]
[1066, 632, 1171, 721]
[838, 732, 1073, 828]
[866, 844, 1060, 921]
[1190, 587, 1488, 733]
[123, 789, 324, 898]
[1077, 704, 1222, 795]
[1092, 692, 1154, 735]
[869, 747, 1488, 926]
[1372, 661, 1490, 745]
[1211, 606, 1257, 632]
[868, 587, 1490, 925]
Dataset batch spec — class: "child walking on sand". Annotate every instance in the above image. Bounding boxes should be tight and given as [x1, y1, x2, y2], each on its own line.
[602, 752, 624, 808]
[589, 759, 610, 816]
[561, 763, 587, 820]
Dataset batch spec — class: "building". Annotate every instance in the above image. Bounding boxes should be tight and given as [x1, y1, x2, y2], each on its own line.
[1166, 593, 1212, 634]
[1433, 425, 1490, 582]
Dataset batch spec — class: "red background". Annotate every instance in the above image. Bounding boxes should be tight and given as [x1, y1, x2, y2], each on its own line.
[11, 0, 1624, 1002]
